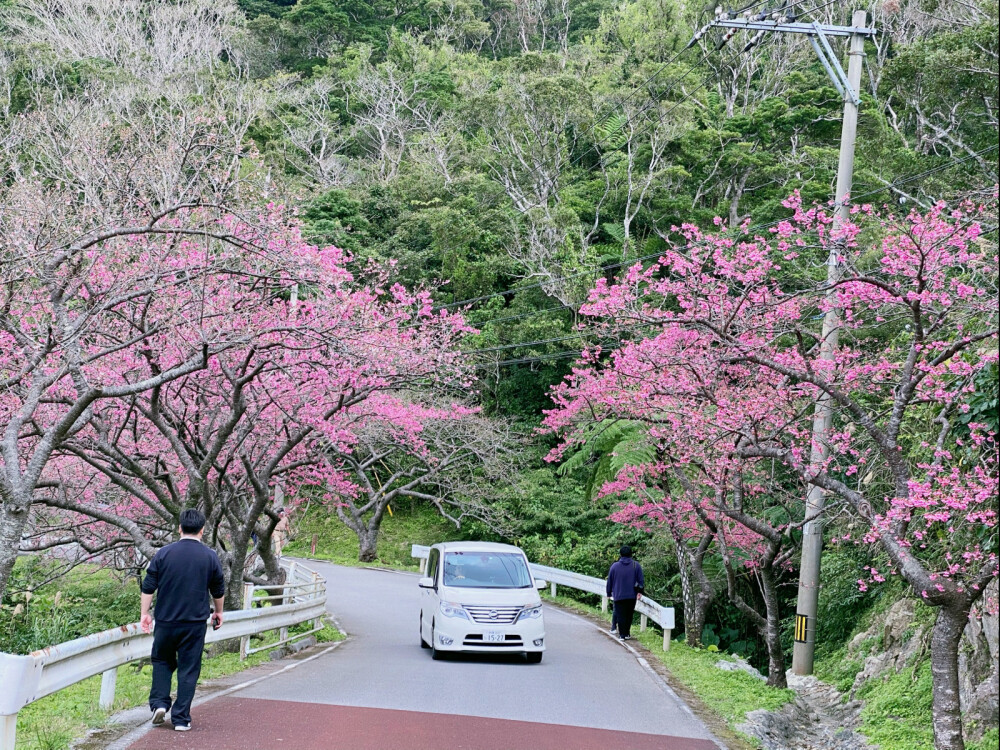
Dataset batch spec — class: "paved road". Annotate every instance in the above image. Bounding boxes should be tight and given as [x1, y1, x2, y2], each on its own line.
[127, 562, 719, 749]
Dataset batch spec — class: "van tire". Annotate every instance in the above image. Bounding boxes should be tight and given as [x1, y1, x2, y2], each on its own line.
[420, 613, 430, 648]
[526, 652, 542, 664]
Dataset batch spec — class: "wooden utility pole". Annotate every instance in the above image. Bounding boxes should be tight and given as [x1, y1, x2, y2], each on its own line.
[706, 7, 875, 675]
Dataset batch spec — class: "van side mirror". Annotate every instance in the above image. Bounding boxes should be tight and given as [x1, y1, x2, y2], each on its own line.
[418, 577, 435, 589]
[534, 578, 547, 590]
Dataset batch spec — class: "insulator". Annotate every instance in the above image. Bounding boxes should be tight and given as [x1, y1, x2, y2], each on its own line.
[716, 28, 738, 50]
[742, 29, 766, 52]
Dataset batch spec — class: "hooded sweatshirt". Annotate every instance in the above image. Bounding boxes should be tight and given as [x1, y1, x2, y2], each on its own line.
[606, 556, 645, 601]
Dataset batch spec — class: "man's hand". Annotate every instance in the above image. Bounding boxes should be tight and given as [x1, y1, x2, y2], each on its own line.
[140, 613, 154, 633]
[211, 612, 224, 629]
[636, 593, 642, 602]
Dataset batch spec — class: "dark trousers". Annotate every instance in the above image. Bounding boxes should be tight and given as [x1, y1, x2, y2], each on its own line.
[614, 598, 637, 638]
[150, 621, 207, 726]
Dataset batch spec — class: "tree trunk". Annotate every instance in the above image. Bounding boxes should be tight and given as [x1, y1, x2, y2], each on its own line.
[223, 547, 246, 610]
[0, 498, 30, 602]
[688, 575, 712, 648]
[670, 527, 714, 647]
[760, 566, 787, 689]
[358, 526, 380, 562]
[930, 603, 973, 750]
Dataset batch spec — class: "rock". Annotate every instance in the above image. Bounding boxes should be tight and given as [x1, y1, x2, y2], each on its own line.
[881, 599, 916, 650]
[287, 635, 317, 654]
[737, 673, 874, 750]
[268, 647, 289, 660]
[961, 579, 1000, 739]
[842, 580, 999, 740]
[716, 655, 766, 681]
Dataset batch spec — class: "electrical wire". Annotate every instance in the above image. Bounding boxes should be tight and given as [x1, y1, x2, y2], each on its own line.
[467, 146, 999, 366]
[439, 143, 999, 317]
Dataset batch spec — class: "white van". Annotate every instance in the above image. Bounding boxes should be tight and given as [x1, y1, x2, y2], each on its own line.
[419, 542, 547, 663]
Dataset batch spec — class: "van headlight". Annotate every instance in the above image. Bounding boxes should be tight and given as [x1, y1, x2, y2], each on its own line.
[518, 606, 542, 622]
[440, 601, 469, 619]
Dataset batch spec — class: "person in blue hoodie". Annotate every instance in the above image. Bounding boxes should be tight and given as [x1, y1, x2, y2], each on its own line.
[606, 545, 644, 640]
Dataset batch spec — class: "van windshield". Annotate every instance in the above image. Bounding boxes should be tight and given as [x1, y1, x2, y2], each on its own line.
[442, 551, 532, 589]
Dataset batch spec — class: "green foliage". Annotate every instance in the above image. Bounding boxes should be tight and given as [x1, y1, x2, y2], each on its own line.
[556, 419, 655, 500]
[957, 360, 999, 439]
[815, 547, 883, 646]
[283, 502, 464, 568]
[636, 635, 794, 734]
[0, 559, 140, 654]
[856, 659, 935, 750]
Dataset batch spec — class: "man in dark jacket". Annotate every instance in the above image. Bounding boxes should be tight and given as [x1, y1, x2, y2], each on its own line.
[140, 508, 225, 732]
[606, 545, 645, 640]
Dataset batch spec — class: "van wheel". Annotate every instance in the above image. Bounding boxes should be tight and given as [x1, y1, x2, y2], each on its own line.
[420, 613, 430, 648]
[431, 622, 444, 660]
[526, 652, 542, 664]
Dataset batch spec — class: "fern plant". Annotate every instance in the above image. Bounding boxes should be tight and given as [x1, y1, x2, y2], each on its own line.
[557, 419, 656, 500]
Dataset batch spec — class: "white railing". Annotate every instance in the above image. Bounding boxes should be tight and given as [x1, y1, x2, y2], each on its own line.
[0, 559, 326, 750]
[410, 544, 675, 651]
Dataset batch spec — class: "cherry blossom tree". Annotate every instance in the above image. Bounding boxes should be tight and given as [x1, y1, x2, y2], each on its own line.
[545, 330, 812, 686]
[324, 398, 517, 562]
[30, 243, 475, 605]
[547, 194, 998, 749]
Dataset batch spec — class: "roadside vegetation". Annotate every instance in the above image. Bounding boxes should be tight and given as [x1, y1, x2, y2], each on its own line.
[2, 559, 342, 750]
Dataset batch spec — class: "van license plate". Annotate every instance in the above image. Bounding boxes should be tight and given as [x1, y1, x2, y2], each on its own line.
[485, 630, 505, 643]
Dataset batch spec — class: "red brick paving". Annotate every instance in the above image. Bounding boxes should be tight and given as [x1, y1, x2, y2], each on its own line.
[128, 697, 719, 750]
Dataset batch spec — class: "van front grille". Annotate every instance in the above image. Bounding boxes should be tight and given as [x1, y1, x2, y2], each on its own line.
[463, 605, 521, 624]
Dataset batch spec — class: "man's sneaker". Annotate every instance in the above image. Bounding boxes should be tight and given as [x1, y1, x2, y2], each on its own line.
[174, 724, 192, 732]
[609, 628, 618, 635]
[151, 707, 167, 726]
[622, 635, 632, 640]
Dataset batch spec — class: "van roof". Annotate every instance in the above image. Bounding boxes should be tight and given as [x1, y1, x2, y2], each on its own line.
[434, 541, 525, 554]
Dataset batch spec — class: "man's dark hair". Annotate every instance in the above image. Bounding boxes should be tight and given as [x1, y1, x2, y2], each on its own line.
[619, 545, 633, 558]
[180, 508, 206, 535]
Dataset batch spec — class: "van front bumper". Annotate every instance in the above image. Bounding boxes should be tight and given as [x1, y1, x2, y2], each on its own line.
[433, 616, 545, 653]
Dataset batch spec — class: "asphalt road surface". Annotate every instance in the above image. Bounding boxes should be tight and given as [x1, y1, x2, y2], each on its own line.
[127, 561, 719, 749]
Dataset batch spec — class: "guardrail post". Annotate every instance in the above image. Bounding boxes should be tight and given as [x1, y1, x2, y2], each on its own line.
[601, 595, 608, 613]
[640, 614, 647, 633]
[312, 572, 322, 630]
[240, 582, 254, 661]
[663, 628, 672, 651]
[550, 582, 557, 598]
[1, 713, 17, 750]
[418, 558, 426, 574]
[99, 667, 118, 711]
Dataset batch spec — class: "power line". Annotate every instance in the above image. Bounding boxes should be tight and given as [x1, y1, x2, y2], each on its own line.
[439, 143, 999, 317]
[469, 146, 999, 366]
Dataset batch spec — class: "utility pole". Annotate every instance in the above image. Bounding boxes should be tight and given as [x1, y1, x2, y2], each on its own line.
[701, 8, 875, 675]
[795, 8, 869, 677]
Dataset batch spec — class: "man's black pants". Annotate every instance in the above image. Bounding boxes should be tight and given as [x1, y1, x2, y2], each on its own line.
[614, 598, 637, 638]
[149, 621, 207, 727]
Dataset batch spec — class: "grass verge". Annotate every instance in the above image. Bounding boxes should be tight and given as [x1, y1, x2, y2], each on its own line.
[283, 503, 463, 570]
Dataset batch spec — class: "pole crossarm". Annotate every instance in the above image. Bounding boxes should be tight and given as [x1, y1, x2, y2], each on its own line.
[709, 20, 877, 38]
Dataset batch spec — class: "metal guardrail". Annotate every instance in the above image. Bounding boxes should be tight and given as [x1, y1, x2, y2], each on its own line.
[411, 544, 675, 651]
[0, 559, 326, 750]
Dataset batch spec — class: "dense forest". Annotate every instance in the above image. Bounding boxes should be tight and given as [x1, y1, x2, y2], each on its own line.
[0, 1, 997, 749]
